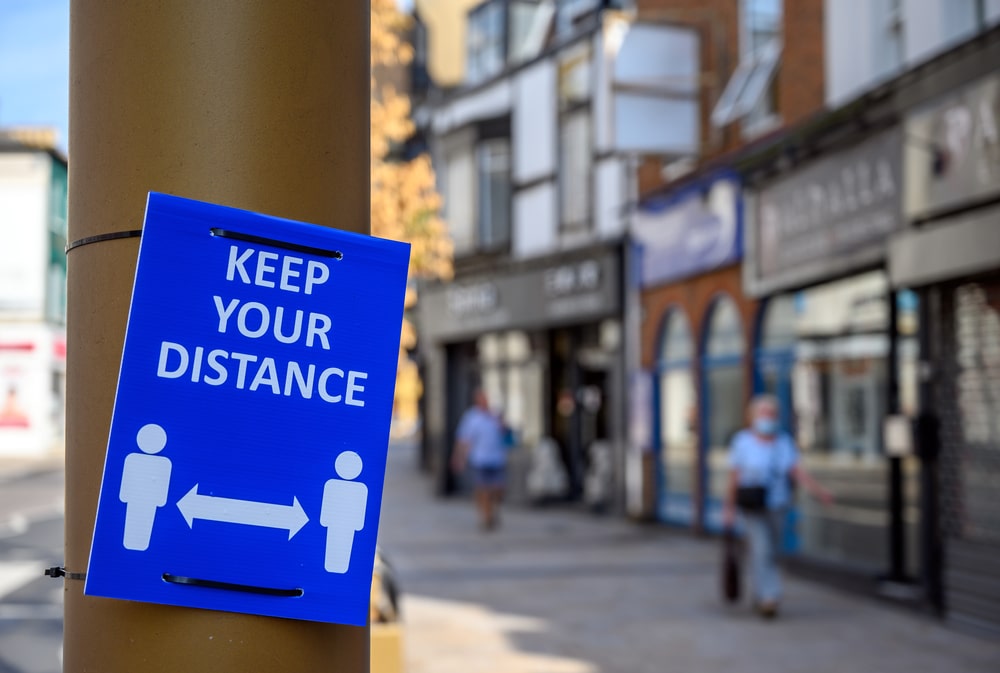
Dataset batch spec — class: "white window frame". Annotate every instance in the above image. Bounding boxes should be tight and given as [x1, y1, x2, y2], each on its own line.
[559, 108, 592, 231]
[476, 138, 512, 250]
[711, 0, 782, 130]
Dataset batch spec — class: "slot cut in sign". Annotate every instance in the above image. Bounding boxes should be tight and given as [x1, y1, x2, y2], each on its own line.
[85, 193, 410, 626]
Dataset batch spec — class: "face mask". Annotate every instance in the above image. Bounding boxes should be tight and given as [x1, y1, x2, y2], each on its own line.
[753, 417, 778, 436]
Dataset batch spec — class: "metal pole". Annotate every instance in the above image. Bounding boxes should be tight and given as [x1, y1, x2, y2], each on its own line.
[887, 289, 906, 581]
[917, 287, 944, 614]
[65, 2, 370, 671]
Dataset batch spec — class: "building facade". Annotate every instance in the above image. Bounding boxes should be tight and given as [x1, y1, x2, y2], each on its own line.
[739, 9, 1000, 633]
[0, 135, 68, 456]
[887, 35, 1000, 635]
[415, 0, 700, 507]
[635, 1, 1000, 634]
[632, 0, 826, 528]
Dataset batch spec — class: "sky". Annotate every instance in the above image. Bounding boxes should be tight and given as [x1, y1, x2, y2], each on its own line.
[0, 1, 424, 157]
[0, 0, 69, 152]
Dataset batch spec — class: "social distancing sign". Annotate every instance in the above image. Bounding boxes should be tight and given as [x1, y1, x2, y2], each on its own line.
[85, 193, 410, 625]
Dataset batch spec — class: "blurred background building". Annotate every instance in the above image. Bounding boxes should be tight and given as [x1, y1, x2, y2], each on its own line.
[414, 0, 700, 508]
[410, 0, 1000, 636]
[0, 129, 67, 457]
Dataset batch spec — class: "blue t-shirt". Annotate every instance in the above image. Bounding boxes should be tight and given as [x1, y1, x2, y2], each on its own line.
[457, 408, 506, 468]
[728, 429, 799, 509]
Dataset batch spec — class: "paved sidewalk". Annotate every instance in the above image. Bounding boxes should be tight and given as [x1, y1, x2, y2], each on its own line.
[0, 445, 64, 483]
[377, 442, 1000, 673]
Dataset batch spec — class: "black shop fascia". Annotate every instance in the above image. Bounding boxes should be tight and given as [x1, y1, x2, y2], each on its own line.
[416, 243, 625, 507]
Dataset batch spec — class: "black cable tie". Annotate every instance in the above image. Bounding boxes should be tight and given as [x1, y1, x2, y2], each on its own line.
[65, 229, 144, 254]
[45, 566, 86, 581]
[162, 573, 303, 597]
[210, 227, 343, 259]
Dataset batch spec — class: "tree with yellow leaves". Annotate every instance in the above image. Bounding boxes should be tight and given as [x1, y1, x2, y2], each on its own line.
[371, 0, 453, 431]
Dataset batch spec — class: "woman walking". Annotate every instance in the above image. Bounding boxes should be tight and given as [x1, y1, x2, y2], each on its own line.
[723, 394, 832, 618]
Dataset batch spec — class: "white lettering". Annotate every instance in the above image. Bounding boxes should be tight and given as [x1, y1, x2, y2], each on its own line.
[284, 361, 315, 398]
[190, 346, 204, 382]
[214, 296, 239, 333]
[280, 256, 303, 292]
[305, 260, 329, 295]
[204, 349, 228, 385]
[250, 357, 281, 394]
[237, 302, 270, 339]
[318, 367, 344, 403]
[273, 306, 304, 344]
[226, 246, 253, 283]
[157, 341, 188, 379]
[255, 251, 278, 288]
[306, 312, 332, 350]
[346, 371, 367, 407]
[230, 352, 258, 389]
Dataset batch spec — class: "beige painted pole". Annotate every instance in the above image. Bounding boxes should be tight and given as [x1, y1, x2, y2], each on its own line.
[65, 2, 370, 671]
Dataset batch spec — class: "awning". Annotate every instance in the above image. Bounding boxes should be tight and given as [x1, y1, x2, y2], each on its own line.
[888, 203, 1000, 287]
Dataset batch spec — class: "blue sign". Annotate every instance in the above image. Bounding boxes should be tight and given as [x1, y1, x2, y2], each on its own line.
[85, 193, 410, 625]
[632, 172, 742, 288]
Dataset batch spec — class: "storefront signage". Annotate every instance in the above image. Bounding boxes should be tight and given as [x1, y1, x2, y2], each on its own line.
[544, 260, 602, 297]
[633, 174, 741, 287]
[446, 282, 499, 317]
[422, 249, 620, 341]
[905, 73, 1000, 220]
[746, 128, 903, 296]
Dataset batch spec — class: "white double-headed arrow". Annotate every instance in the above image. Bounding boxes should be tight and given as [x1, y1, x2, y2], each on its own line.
[176, 485, 309, 540]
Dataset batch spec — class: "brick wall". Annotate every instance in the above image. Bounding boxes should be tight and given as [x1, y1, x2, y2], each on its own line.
[635, 0, 826, 196]
[639, 264, 758, 530]
[640, 264, 756, 375]
[777, 0, 826, 127]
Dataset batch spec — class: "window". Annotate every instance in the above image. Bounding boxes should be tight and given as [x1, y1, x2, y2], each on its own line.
[442, 140, 477, 255]
[702, 295, 746, 531]
[657, 308, 696, 525]
[872, 0, 904, 80]
[711, 0, 782, 131]
[558, 41, 592, 232]
[559, 110, 591, 230]
[476, 331, 545, 447]
[477, 139, 511, 250]
[556, 0, 600, 38]
[467, 0, 507, 85]
[509, 0, 553, 65]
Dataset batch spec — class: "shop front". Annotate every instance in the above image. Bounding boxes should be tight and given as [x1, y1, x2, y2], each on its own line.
[744, 126, 922, 574]
[889, 70, 1000, 635]
[417, 245, 624, 507]
[635, 172, 751, 531]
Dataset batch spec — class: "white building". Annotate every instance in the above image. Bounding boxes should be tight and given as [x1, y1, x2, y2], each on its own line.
[0, 135, 68, 456]
[825, 0, 1000, 106]
[415, 0, 700, 506]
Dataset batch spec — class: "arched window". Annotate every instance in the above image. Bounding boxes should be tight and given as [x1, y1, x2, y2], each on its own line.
[701, 294, 745, 530]
[655, 308, 696, 524]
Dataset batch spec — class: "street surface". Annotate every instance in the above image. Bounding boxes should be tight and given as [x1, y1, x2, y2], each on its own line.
[1, 446, 999, 673]
[378, 441, 1000, 673]
[0, 466, 63, 673]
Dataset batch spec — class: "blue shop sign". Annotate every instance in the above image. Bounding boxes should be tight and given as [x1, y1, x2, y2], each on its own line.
[85, 193, 410, 626]
[633, 173, 742, 288]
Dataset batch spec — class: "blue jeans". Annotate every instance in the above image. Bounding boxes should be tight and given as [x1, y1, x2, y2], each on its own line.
[743, 509, 783, 603]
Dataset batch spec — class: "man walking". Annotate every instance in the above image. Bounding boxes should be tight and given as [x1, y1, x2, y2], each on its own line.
[452, 389, 507, 531]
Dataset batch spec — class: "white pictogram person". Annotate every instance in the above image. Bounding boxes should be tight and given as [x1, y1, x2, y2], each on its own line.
[320, 451, 368, 573]
[120, 423, 173, 551]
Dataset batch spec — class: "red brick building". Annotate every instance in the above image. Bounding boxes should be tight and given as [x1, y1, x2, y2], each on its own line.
[629, 0, 826, 530]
